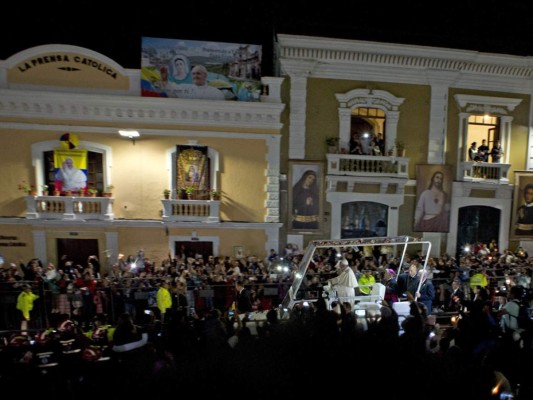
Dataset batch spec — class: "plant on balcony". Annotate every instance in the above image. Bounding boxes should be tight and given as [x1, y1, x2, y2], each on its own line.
[163, 189, 172, 199]
[88, 187, 98, 197]
[103, 184, 114, 197]
[395, 139, 406, 156]
[18, 180, 36, 195]
[40, 184, 49, 195]
[209, 189, 222, 200]
[185, 186, 195, 199]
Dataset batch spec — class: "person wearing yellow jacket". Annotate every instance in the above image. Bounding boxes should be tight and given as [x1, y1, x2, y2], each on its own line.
[156, 281, 172, 323]
[17, 284, 39, 332]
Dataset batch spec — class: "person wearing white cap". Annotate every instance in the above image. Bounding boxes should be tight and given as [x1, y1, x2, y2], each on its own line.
[327, 258, 358, 307]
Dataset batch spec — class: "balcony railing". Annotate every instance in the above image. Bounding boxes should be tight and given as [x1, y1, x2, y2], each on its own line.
[327, 154, 409, 178]
[460, 161, 510, 184]
[162, 199, 220, 223]
[25, 195, 114, 220]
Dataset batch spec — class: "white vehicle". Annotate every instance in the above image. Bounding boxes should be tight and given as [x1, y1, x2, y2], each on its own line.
[279, 235, 432, 327]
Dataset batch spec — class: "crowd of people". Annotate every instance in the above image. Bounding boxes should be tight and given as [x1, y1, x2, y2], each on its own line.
[1, 242, 533, 397]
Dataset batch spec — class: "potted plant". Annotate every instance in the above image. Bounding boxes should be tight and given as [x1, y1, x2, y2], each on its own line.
[185, 186, 195, 199]
[88, 187, 98, 197]
[326, 137, 339, 153]
[18, 180, 36, 195]
[177, 187, 187, 199]
[163, 189, 172, 199]
[395, 139, 406, 157]
[40, 184, 49, 196]
[103, 184, 114, 197]
[209, 189, 222, 201]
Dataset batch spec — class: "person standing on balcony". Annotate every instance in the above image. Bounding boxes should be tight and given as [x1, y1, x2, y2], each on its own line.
[468, 142, 480, 161]
[515, 183, 533, 236]
[414, 171, 450, 232]
[478, 139, 489, 162]
[490, 140, 504, 163]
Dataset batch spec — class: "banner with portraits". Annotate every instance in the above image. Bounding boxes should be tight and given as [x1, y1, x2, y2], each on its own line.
[53, 149, 88, 193]
[141, 37, 262, 101]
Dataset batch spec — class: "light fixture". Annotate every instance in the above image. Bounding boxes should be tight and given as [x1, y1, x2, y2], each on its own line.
[118, 130, 140, 144]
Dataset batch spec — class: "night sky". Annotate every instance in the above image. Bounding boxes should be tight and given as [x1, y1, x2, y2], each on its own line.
[3, 1, 533, 75]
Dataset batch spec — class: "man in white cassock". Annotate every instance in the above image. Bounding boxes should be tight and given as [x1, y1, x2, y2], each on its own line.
[327, 258, 359, 307]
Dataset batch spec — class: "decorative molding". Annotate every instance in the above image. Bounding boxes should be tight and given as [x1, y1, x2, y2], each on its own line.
[0, 88, 285, 131]
[454, 94, 522, 114]
[277, 34, 533, 92]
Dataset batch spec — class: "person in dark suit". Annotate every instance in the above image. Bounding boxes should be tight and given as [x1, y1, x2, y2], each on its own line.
[235, 281, 253, 313]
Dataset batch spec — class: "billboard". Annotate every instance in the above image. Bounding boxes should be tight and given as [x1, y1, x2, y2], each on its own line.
[141, 37, 262, 101]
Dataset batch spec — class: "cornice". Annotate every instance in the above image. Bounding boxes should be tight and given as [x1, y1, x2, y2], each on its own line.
[0, 88, 285, 131]
[277, 34, 533, 92]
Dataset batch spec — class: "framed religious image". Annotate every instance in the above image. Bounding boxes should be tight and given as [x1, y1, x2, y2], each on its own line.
[511, 171, 533, 239]
[233, 245, 244, 259]
[413, 164, 453, 233]
[176, 145, 210, 191]
[288, 160, 324, 234]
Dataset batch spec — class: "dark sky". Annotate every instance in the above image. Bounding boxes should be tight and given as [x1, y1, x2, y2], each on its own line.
[3, 1, 533, 75]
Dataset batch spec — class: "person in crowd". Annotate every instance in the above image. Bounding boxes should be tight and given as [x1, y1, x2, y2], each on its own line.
[447, 278, 465, 311]
[515, 183, 533, 236]
[16, 284, 39, 332]
[383, 268, 399, 303]
[396, 262, 420, 299]
[415, 269, 435, 314]
[327, 258, 358, 306]
[55, 157, 87, 192]
[156, 281, 172, 323]
[235, 280, 253, 313]
[291, 169, 320, 230]
[358, 269, 376, 295]
[414, 170, 450, 232]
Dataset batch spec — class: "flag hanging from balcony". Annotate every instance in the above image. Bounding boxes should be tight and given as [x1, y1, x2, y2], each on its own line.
[53, 148, 88, 194]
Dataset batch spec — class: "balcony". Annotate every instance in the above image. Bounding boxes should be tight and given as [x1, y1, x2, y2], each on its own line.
[25, 195, 114, 220]
[460, 161, 510, 184]
[327, 154, 409, 178]
[162, 199, 220, 223]
[326, 154, 409, 195]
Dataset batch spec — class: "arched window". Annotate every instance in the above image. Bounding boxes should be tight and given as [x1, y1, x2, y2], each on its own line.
[335, 89, 404, 153]
[31, 140, 112, 193]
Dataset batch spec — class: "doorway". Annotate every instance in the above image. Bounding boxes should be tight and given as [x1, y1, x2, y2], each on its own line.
[456, 206, 500, 258]
[57, 238, 99, 267]
[175, 241, 213, 261]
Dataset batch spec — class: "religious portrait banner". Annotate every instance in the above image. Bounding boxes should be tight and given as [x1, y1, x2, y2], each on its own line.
[141, 37, 262, 101]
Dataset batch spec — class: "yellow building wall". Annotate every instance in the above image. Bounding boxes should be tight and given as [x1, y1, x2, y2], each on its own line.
[0, 224, 35, 263]
[306, 78, 431, 178]
[0, 129, 269, 222]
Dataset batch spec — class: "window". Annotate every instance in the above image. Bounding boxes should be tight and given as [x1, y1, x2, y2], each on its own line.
[336, 89, 404, 153]
[43, 150, 103, 192]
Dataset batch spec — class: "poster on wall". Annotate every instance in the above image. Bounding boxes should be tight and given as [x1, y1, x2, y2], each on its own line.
[53, 149, 88, 193]
[176, 145, 209, 191]
[413, 164, 453, 233]
[141, 37, 262, 101]
[288, 161, 324, 234]
[511, 171, 533, 240]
